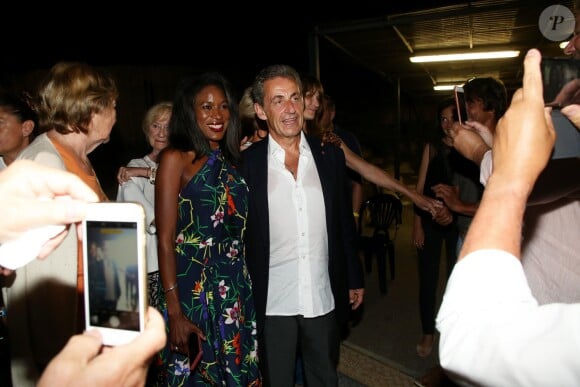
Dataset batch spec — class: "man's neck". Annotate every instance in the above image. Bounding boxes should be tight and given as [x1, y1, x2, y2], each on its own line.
[270, 132, 301, 154]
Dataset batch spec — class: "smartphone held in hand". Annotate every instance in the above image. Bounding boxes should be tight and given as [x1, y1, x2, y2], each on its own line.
[82, 202, 148, 346]
[454, 86, 468, 126]
[188, 332, 203, 370]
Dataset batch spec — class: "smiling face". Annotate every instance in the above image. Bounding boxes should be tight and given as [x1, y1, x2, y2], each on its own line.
[194, 85, 230, 150]
[466, 97, 496, 131]
[148, 113, 170, 155]
[255, 76, 304, 142]
[440, 105, 455, 146]
[303, 88, 321, 121]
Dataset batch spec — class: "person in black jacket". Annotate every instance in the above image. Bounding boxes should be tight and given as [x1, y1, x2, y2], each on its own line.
[240, 64, 364, 387]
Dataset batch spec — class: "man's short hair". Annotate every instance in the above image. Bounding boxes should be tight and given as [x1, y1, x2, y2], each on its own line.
[464, 77, 508, 121]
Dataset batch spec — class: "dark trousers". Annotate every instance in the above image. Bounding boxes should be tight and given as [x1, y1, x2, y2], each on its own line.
[262, 311, 339, 387]
[417, 223, 458, 334]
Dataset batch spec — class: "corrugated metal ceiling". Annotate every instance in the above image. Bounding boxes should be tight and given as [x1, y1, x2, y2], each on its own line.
[316, 0, 576, 102]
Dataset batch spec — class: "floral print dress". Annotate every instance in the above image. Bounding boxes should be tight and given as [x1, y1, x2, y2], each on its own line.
[153, 150, 261, 386]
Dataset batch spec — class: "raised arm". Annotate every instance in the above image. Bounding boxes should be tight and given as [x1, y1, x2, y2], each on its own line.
[337, 139, 441, 216]
[435, 49, 580, 387]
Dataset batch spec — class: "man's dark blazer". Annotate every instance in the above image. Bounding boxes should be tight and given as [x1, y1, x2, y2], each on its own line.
[238, 134, 364, 338]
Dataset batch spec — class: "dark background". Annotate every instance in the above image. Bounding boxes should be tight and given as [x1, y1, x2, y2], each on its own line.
[1, 2, 466, 197]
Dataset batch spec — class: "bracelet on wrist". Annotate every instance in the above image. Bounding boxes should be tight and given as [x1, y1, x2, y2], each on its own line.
[164, 283, 178, 293]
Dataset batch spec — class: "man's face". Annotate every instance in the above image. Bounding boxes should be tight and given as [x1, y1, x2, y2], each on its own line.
[466, 97, 496, 132]
[255, 76, 304, 141]
[564, 13, 580, 59]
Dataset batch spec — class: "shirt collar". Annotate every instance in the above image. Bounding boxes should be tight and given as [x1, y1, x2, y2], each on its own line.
[268, 131, 312, 161]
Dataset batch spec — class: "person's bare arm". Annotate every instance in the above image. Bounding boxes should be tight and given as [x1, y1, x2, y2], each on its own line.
[340, 141, 441, 216]
[156, 149, 204, 355]
[117, 166, 154, 184]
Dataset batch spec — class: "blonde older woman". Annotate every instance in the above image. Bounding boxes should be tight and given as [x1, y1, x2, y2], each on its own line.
[8, 62, 117, 386]
[116, 101, 171, 309]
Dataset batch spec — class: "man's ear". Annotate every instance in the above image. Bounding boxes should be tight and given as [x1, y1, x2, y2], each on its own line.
[21, 120, 35, 137]
[254, 103, 267, 121]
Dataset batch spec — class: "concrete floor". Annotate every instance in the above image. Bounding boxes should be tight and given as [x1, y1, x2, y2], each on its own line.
[342, 195, 451, 382]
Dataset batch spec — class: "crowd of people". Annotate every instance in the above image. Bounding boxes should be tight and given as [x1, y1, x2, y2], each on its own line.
[0, 14, 578, 386]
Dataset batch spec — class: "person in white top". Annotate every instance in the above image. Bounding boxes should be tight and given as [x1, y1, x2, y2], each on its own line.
[116, 101, 171, 309]
[240, 65, 364, 386]
[436, 48, 580, 387]
[240, 64, 365, 386]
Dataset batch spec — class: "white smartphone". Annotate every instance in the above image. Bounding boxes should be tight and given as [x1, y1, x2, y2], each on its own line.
[82, 202, 147, 346]
[454, 85, 468, 126]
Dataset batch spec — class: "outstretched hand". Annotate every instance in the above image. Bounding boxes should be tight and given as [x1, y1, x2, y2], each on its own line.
[0, 160, 98, 244]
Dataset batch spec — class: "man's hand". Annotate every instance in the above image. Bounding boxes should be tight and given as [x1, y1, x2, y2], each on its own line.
[561, 103, 580, 129]
[492, 49, 556, 192]
[432, 205, 454, 226]
[432, 184, 461, 212]
[448, 122, 491, 165]
[409, 192, 444, 218]
[553, 78, 580, 108]
[38, 307, 166, 387]
[349, 288, 364, 310]
[0, 160, 99, 243]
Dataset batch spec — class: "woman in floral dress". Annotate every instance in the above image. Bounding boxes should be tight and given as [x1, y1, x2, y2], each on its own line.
[152, 72, 261, 386]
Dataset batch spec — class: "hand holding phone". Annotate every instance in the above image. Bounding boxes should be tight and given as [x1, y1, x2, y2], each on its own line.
[188, 332, 203, 370]
[454, 86, 468, 126]
[541, 58, 580, 108]
[540, 58, 580, 159]
[83, 202, 147, 346]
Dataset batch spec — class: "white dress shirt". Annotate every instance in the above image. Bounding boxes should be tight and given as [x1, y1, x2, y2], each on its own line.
[266, 132, 333, 318]
[436, 249, 580, 387]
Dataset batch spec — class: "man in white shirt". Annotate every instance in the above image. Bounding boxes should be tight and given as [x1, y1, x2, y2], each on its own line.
[239, 64, 364, 386]
[436, 48, 580, 387]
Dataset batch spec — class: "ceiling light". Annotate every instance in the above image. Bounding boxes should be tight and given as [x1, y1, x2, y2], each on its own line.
[410, 50, 520, 63]
[433, 85, 459, 91]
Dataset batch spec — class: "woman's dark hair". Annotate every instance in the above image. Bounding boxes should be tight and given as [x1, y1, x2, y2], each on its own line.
[169, 72, 241, 164]
[0, 90, 39, 141]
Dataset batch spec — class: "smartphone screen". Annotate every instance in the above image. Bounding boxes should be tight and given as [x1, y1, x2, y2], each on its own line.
[454, 86, 468, 125]
[541, 58, 580, 108]
[83, 202, 147, 346]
